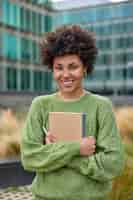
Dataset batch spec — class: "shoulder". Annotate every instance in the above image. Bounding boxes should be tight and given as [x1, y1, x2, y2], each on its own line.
[30, 93, 56, 110]
[91, 93, 112, 105]
[88, 92, 113, 111]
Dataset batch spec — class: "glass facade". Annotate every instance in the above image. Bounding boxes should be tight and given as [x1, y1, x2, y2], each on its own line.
[1, 0, 133, 96]
[52, 0, 133, 95]
[0, 0, 53, 94]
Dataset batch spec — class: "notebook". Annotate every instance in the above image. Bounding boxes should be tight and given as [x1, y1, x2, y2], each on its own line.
[49, 112, 86, 141]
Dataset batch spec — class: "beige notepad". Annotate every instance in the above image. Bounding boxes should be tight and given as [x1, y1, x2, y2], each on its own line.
[49, 112, 86, 141]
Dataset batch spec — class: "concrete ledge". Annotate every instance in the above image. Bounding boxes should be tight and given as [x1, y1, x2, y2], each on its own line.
[0, 158, 35, 188]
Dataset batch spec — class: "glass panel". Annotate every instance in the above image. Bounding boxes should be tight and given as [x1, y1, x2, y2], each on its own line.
[0, 1, 2, 23]
[98, 40, 111, 50]
[121, 3, 133, 17]
[31, 41, 39, 64]
[2, 0, 10, 24]
[110, 68, 125, 80]
[33, 71, 43, 91]
[126, 52, 133, 63]
[38, 13, 42, 34]
[6, 67, 17, 90]
[10, 2, 17, 27]
[20, 6, 25, 31]
[20, 68, 31, 91]
[92, 69, 107, 81]
[114, 53, 127, 65]
[127, 67, 133, 79]
[125, 22, 133, 33]
[45, 15, 52, 32]
[25, 8, 31, 32]
[53, 1, 133, 26]
[32, 11, 37, 34]
[2, 32, 18, 60]
[43, 71, 52, 91]
[20, 38, 31, 62]
[0, 32, 2, 57]
[0, 66, 4, 91]
[41, 15, 45, 33]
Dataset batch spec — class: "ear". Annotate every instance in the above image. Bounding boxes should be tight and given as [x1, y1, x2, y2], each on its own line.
[83, 69, 87, 77]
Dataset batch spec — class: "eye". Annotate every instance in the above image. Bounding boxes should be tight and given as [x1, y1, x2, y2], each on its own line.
[69, 64, 79, 70]
[54, 65, 63, 71]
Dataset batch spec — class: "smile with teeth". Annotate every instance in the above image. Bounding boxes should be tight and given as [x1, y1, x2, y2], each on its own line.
[61, 80, 74, 87]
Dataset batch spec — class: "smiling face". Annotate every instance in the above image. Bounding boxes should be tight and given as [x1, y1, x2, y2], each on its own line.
[53, 54, 86, 99]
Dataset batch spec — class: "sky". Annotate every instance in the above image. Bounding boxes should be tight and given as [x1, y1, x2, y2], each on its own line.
[52, 0, 127, 1]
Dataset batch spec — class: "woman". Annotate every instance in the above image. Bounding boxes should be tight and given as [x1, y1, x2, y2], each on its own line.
[21, 25, 124, 200]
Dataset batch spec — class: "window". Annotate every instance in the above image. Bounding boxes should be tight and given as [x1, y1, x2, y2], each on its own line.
[0, 32, 2, 57]
[0, 1, 2, 23]
[2, 0, 10, 25]
[38, 13, 42, 34]
[126, 52, 133, 62]
[45, 15, 52, 32]
[110, 68, 125, 81]
[43, 71, 52, 91]
[31, 41, 39, 64]
[20, 68, 31, 91]
[92, 68, 107, 81]
[2, 32, 18, 60]
[20, 37, 31, 62]
[33, 70, 52, 92]
[20, 6, 25, 31]
[125, 22, 133, 33]
[10, 2, 18, 27]
[6, 67, 17, 90]
[33, 70, 43, 91]
[25, 8, 31, 32]
[115, 53, 127, 65]
[127, 67, 133, 79]
[0, 65, 4, 91]
[32, 11, 37, 34]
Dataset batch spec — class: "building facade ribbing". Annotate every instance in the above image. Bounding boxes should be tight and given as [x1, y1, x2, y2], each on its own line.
[0, 0, 133, 106]
[0, 0, 53, 97]
[52, 0, 133, 95]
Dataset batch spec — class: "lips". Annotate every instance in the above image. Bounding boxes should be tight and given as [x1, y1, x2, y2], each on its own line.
[61, 80, 74, 87]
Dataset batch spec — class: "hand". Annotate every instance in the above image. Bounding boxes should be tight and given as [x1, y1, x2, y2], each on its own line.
[80, 136, 96, 156]
[45, 132, 56, 144]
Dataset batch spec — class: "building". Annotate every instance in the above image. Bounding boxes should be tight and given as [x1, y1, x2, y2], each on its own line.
[0, 0, 133, 107]
[51, 0, 133, 97]
[0, 0, 53, 107]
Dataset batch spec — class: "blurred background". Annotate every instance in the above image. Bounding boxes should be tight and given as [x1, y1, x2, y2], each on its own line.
[0, 0, 133, 199]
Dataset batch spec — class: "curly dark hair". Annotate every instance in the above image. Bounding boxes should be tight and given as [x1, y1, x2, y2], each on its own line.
[40, 25, 98, 74]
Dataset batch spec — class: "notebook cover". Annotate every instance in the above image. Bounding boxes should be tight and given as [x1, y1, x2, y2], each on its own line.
[49, 112, 86, 141]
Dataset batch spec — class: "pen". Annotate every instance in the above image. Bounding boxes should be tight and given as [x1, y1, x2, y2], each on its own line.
[42, 126, 48, 136]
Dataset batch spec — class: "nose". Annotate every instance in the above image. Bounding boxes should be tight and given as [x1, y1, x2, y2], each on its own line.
[62, 69, 70, 77]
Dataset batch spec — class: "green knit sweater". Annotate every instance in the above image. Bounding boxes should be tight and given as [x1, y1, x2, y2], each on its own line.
[21, 92, 125, 200]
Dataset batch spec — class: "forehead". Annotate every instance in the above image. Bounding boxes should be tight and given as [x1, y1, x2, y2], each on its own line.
[53, 54, 83, 65]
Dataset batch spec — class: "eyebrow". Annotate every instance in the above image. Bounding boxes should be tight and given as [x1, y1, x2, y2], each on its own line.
[55, 62, 78, 66]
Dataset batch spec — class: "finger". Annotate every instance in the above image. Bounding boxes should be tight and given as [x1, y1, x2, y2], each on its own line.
[88, 145, 96, 152]
[88, 136, 95, 141]
[90, 145, 96, 151]
[46, 137, 51, 144]
[92, 144, 96, 149]
[89, 147, 95, 154]
[50, 135, 56, 142]
[88, 150, 95, 156]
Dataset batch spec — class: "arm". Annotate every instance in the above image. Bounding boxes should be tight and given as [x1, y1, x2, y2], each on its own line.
[68, 100, 125, 182]
[21, 97, 80, 173]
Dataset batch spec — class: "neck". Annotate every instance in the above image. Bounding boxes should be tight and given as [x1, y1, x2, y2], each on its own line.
[58, 89, 86, 101]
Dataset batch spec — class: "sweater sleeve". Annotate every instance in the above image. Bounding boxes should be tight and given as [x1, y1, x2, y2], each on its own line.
[21, 97, 80, 173]
[68, 99, 125, 182]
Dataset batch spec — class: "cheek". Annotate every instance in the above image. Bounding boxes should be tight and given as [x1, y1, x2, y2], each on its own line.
[74, 70, 84, 79]
[53, 71, 60, 81]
